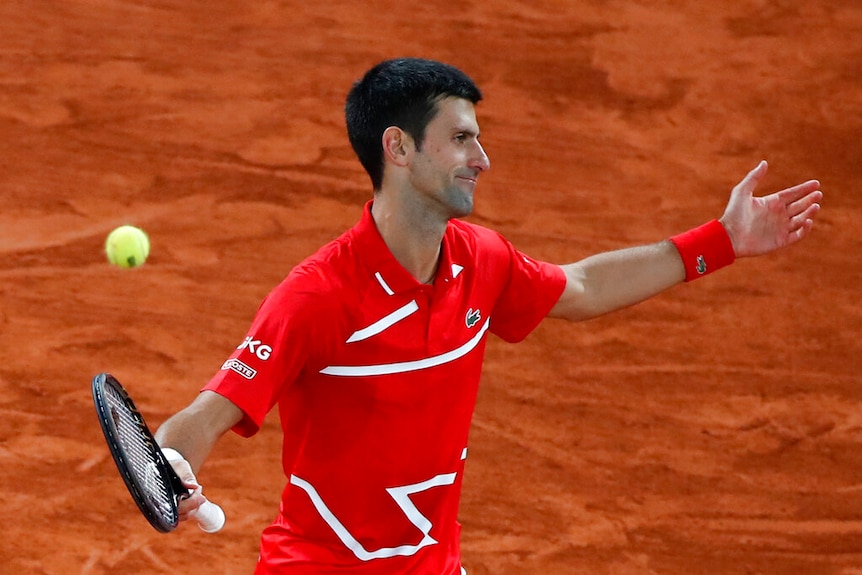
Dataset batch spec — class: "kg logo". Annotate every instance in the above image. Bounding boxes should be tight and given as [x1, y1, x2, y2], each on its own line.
[237, 336, 273, 361]
[465, 308, 481, 329]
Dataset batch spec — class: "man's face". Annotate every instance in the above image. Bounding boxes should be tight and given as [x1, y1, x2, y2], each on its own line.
[408, 97, 490, 218]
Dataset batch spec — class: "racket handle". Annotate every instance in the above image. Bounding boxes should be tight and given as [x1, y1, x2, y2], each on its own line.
[161, 447, 226, 533]
[192, 499, 226, 533]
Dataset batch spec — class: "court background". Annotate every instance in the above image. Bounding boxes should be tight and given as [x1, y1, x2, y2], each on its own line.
[1, 1, 860, 573]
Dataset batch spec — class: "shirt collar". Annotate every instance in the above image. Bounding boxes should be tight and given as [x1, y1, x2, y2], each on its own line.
[351, 200, 458, 294]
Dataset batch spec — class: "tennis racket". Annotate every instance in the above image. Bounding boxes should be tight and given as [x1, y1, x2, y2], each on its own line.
[91, 372, 225, 533]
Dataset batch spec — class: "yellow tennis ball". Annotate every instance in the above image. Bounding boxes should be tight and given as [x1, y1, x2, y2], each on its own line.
[105, 225, 150, 268]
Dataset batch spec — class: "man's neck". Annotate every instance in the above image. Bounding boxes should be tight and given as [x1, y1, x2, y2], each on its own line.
[371, 193, 446, 284]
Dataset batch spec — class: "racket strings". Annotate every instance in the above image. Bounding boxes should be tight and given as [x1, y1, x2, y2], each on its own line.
[103, 384, 175, 523]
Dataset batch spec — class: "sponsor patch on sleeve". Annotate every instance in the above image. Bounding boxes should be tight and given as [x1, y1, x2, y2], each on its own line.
[221, 358, 257, 380]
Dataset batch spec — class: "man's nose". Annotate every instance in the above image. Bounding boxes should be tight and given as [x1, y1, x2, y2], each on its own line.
[471, 142, 490, 172]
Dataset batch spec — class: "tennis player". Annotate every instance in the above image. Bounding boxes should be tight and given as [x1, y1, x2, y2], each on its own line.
[154, 58, 822, 574]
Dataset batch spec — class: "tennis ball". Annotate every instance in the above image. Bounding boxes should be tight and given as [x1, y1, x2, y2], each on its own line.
[105, 225, 150, 268]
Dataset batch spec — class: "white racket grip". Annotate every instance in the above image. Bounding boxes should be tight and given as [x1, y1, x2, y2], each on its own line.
[161, 447, 226, 533]
[191, 499, 226, 533]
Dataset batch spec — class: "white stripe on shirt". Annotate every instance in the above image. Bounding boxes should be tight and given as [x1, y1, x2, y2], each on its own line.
[346, 300, 419, 343]
[321, 318, 490, 377]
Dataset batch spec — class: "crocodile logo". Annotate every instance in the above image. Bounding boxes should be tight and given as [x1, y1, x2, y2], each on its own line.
[465, 308, 481, 328]
[696, 255, 707, 275]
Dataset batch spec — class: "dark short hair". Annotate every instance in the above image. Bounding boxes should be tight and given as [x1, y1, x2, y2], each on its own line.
[345, 58, 483, 190]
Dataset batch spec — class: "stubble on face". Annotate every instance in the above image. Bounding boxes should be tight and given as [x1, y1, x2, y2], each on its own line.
[408, 98, 485, 221]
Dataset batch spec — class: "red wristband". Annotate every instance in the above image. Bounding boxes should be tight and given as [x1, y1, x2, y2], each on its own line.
[669, 220, 735, 282]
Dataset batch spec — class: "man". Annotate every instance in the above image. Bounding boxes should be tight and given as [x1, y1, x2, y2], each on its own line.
[154, 58, 822, 574]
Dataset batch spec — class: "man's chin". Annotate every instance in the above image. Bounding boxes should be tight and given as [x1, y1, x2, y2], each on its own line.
[451, 198, 474, 219]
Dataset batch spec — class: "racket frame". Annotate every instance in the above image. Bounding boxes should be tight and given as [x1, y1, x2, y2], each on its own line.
[92, 372, 186, 533]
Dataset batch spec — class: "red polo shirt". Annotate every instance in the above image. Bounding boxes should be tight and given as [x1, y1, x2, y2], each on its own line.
[204, 202, 566, 574]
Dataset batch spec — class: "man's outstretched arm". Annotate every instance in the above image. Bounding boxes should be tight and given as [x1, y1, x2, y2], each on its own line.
[548, 161, 822, 323]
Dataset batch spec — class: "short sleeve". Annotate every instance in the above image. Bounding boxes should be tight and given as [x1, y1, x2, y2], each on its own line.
[203, 277, 314, 437]
[489, 234, 566, 343]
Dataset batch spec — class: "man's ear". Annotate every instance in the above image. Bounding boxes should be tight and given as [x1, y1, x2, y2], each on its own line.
[382, 126, 412, 167]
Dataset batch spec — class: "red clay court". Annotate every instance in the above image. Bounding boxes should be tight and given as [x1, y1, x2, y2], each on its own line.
[1, 2, 860, 573]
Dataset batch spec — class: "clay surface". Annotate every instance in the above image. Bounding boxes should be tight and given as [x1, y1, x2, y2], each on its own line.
[2, 2, 860, 573]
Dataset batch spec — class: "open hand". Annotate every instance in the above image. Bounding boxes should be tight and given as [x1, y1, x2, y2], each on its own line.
[720, 161, 822, 258]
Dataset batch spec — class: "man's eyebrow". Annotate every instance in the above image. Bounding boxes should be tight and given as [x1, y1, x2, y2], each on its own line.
[455, 127, 480, 138]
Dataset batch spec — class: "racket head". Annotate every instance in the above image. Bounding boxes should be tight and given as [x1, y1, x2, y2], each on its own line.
[92, 373, 183, 533]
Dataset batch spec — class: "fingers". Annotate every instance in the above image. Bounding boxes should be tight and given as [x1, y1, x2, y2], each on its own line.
[750, 159, 768, 177]
[786, 213, 816, 246]
[734, 160, 769, 196]
[786, 188, 823, 218]
[172, 462, 206, 523]
[789, 201, 821, 233]
[163, 448, 199, 488]
[723, 161, 822, 257]
[778, 181, 822, 211]
[782, 182, 822, 240]
[737, 163, 822, 208]
[162, 446, 208, 524]
[172, 461, 209, 523]
[175, 464, 200, 490]
[178, 487, 208, 522]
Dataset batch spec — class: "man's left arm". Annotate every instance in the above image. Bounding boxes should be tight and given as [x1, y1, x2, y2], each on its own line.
[548, 161, 822, 323]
